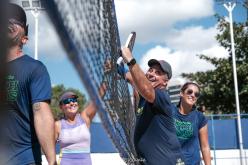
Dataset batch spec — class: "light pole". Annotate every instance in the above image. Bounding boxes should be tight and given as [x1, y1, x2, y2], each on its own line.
[21, 0, 45, 60]
[221, 1, 244, 164]
[244, 0, 248, 20]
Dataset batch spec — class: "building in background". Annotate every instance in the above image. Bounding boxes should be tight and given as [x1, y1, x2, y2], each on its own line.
[167, 78, 186, 105]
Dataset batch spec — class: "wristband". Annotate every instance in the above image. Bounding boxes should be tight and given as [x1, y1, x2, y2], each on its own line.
[117, 57, 129, 79]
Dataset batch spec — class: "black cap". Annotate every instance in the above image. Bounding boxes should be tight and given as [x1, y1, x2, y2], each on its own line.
[7, 3, 28, 35]
[8, 3, 27, 27]
[148, 59, 172, 79]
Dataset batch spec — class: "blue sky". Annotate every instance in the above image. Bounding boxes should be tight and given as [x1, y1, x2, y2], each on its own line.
[16, 0, 247, 100]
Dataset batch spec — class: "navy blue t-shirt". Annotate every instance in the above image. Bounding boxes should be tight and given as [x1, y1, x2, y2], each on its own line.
[173, 106, 208, 165]
[134, 89, 185, 165]
[4, 55, 51, 165]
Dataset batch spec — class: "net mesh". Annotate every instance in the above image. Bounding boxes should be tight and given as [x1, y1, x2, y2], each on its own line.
[43, 0, 137, 163]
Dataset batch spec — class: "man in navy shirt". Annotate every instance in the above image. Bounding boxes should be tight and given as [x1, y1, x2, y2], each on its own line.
[1, 3, 57, 165]
[121, 47, 185, 165]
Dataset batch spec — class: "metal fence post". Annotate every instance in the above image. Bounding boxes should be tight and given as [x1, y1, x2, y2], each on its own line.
[211, 115, 217, 165]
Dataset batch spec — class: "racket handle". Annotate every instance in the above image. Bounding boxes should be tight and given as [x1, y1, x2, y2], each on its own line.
[117, 56, 124, 65]
[117, 57, 128, 79]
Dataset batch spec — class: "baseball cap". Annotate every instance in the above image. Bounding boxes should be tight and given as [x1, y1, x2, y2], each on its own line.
[59, 91, 78, 104]
[7, 3, 28, 35]
[148, 59, 172, 79]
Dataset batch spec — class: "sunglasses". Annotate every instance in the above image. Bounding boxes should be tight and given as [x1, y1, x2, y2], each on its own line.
[62, 98, 77, 105]
[185, 89, 200, 98]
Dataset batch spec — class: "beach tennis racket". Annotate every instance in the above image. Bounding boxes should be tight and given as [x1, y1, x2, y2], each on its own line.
[125, 32, 136, 52]
[117, 32, 136, 78]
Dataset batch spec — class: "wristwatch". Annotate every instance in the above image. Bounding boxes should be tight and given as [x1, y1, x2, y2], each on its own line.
[127, 58, 136, 66]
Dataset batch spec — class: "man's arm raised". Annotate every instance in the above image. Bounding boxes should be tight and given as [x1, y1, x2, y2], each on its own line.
[121, 47, 155, 103]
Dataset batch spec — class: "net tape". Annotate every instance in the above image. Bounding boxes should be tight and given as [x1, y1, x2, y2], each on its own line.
[43, 0, 137, 164]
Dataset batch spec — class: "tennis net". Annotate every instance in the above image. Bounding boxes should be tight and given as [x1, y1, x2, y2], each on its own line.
[43, 0, 137, 164]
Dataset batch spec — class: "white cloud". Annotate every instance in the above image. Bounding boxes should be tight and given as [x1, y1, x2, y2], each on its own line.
[25, 12, 66, 60]
[22, 0, 224, 76]
[113, 0, 229, 77]
[139, 26, 229, 77]
[115, 0, 215, 43]
[23, 0, 216, 62]
[116, 0, 227, 76]
[165, 26, 218, 52]
[39, 15, 66, 60]
[199, 45, 229, 58]
[139, 45, 222, 78]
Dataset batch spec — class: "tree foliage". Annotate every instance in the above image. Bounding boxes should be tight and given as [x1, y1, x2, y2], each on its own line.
[51, 84, 87, 120]
[182, 16, 248, 114]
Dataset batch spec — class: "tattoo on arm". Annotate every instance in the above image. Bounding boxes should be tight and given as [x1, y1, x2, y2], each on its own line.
[33, 102, 41, 112]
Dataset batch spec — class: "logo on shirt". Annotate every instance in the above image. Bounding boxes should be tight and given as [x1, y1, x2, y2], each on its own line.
[176, 158, 185, 165]
[174, 118, 193, 140]
[136, 107, 144, 116]
[6, 75, 19, 101]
